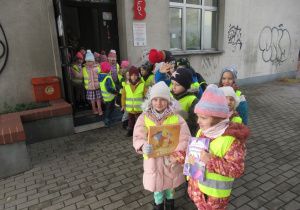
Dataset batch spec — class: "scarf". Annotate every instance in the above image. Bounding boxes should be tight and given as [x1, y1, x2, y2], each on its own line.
[129, 78, 140, 86]
[146, 106, 173, 125]
[202, 118, 230, 139]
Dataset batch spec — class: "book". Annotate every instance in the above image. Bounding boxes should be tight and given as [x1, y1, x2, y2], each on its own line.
[147, 124, 180, 158]
[183, 137, 210, 181]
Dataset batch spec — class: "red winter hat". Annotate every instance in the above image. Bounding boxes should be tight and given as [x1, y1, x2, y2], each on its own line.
[100, 62, 111, 74]
[129, 66, 139, 77]
[75, 52, 84, 60]
[149, 49, 163, 64]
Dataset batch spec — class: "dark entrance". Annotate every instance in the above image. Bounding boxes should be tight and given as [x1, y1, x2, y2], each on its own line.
[53, 0, 121, 127]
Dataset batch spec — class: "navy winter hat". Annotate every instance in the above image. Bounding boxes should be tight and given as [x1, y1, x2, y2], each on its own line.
[171, 68, 193, 90]
[175, 57, 190, 69]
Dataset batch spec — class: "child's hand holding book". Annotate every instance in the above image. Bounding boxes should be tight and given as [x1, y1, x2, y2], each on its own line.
[200, 149, 213, 164]
[142, 142, 154, 155]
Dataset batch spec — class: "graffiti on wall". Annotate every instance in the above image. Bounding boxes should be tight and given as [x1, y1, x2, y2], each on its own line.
[0, 23, 9, 74]
[228, 24, 243, 52]
[259, 25, 291, 66]
[201, 57, 218, 77]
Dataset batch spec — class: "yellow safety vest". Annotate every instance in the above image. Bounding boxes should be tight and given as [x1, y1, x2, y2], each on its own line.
[73, 65, 83, 85]
[119, 80, 126, 94]
[118, 74, 123, 83]
[141, 75, 154, 87]
[99, 74, 116, 102]
[125, 83, 145, 112]
[196, 129, 235, 198]
[199, 81, 207, 86]
[232, 116, 242, 124]
[83, 67, 101, 89]
[170, 94, 196, 120]
[143, 114, 179, 159]
[169, 83, 173, 91]
[109, 63, 120, 76]
[236, 90, 241, 97]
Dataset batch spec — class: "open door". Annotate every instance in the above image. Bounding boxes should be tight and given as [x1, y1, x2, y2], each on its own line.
[53, 0, 75, 107]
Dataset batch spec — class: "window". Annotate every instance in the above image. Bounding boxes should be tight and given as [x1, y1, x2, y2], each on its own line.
[170, 0, 218, 51]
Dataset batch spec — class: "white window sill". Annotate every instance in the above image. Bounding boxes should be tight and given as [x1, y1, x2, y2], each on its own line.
[171, 50, 224, 56]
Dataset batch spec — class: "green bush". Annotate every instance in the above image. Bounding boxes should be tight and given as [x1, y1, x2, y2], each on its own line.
[2, 102, 49, 114]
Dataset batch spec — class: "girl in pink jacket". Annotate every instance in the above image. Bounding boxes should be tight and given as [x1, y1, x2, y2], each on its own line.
[133, 81, 190, 210]
[72, 50, 102, 115]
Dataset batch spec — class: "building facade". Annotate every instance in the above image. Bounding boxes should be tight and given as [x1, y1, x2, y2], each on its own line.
[0, 0, 299, 113]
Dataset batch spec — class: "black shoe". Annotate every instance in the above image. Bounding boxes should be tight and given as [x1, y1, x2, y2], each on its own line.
[122, 120, 128, 130]
[153, 202, 164, 210]
[125, 128, 133, 137]
[165, 199, 174, 210]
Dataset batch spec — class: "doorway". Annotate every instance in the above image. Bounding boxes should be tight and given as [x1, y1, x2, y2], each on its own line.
[53, 0, 121, 130]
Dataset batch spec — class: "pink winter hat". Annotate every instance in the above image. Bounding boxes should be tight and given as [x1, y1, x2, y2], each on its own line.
[194, 84, 229, 118]
[99, 51, 107, 63]
[100, 62, 111, 74]
[75, 52, 84, 60]
[121, 61, 130, 67]
[93, 52, 100, 58]
[108, 49, 117, 60]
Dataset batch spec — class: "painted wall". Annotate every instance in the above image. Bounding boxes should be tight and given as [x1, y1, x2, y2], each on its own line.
[0, 0, 62, 113]
[117, 0, 300, 85]
[117, 0, 170, 67]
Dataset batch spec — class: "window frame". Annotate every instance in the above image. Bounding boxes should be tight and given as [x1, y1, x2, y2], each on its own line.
[169, 0, 218, 53]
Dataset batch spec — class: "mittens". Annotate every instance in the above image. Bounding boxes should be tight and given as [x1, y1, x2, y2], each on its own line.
[142, 143, 154, 155]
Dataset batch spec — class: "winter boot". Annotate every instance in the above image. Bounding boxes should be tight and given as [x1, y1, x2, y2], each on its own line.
[122, 120, 128, 130]
[153, 202, 164, 210]
[165, 199, 175, 210]
[125, 128, 133, 137]
[104, 118, 110, 127]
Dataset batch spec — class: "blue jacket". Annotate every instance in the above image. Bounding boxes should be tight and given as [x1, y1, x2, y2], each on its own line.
[98, 73, 118, 94]
[155, 70, 203, 99]
[236, 100, 248, 125]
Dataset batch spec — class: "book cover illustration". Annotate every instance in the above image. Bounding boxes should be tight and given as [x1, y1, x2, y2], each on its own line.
[147, 124, 180, 158]
[183, 137, 210, 181]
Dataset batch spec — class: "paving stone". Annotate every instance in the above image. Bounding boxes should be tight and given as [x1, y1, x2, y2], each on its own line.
[264, 198, 285, 210]
[274, 182, 293, 193]
[75, 196, 97, 208]
[278, 191, 298, 203]
[229, 195, 251, 208]
[247, 196, 268, 209]
[63, 195, 85, 207]
[261, 189, 281, 201]
[258, 181, 276, 191]
[245, 187, 265, 199]
[256, 173, 273, 183]
[282, 200, 300, 210]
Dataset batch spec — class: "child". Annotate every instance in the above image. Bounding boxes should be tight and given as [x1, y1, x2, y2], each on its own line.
[118, 61, 130, 128]
[170, 68, 199, 136]
[72, 50, 102, 115]
[99, 51, 107, 63]
[133, 81, 191, 210]
[107, 49, 120, 84]
[220, 86, 242, 124]
[98, 62, 118, 127]
[71, 52, 86, 107]
[218, 66, 248, 125]
[171, 84, 250, 210]
[121, 66, 147, 137]
[140, 60, 154, 87]
[93, 52, 101, 66]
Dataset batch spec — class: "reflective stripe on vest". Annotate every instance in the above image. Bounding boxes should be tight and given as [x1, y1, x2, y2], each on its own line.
[143, 114, 179, 159]
[141, 75, 154, 87]
[125, 83, 145, 112]
[83, 67, 101, 89]
[73, 65, 83, 84]
[170, 94, 196, 120]
[99, 74, 116, 101]
[232, 116, 242, 124]
[195, 129, 235, 198]
[199, 81, 207, 85]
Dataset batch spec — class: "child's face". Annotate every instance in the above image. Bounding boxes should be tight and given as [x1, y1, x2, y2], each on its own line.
[151, 97, 168, 114]
[75, 58, 83, 64]
[130, 74, 138, 83]
[85, 61, 94, 67]
[197, 114, 215, 131]
[120, 66, 127, 74]
[80, 49, 86, 56]
[171, 80, 185, 94]
[108, 59, 116, 65]
[222, 72, 234, 87]
[170, 64, 175, 74]
[126, 72, 130, 80]
[226, 96, 235, 112]
[140, 68, 148, 76]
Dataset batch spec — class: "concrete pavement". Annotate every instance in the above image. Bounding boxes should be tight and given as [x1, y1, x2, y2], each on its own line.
[0, 81, 300, 210]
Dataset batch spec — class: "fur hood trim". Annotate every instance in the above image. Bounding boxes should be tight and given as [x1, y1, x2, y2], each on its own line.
[141, 96, 182, 114]
[222, 123, 250, 143]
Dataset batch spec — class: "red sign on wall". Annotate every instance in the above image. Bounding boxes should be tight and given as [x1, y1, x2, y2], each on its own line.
[133, 0, 146, 19]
